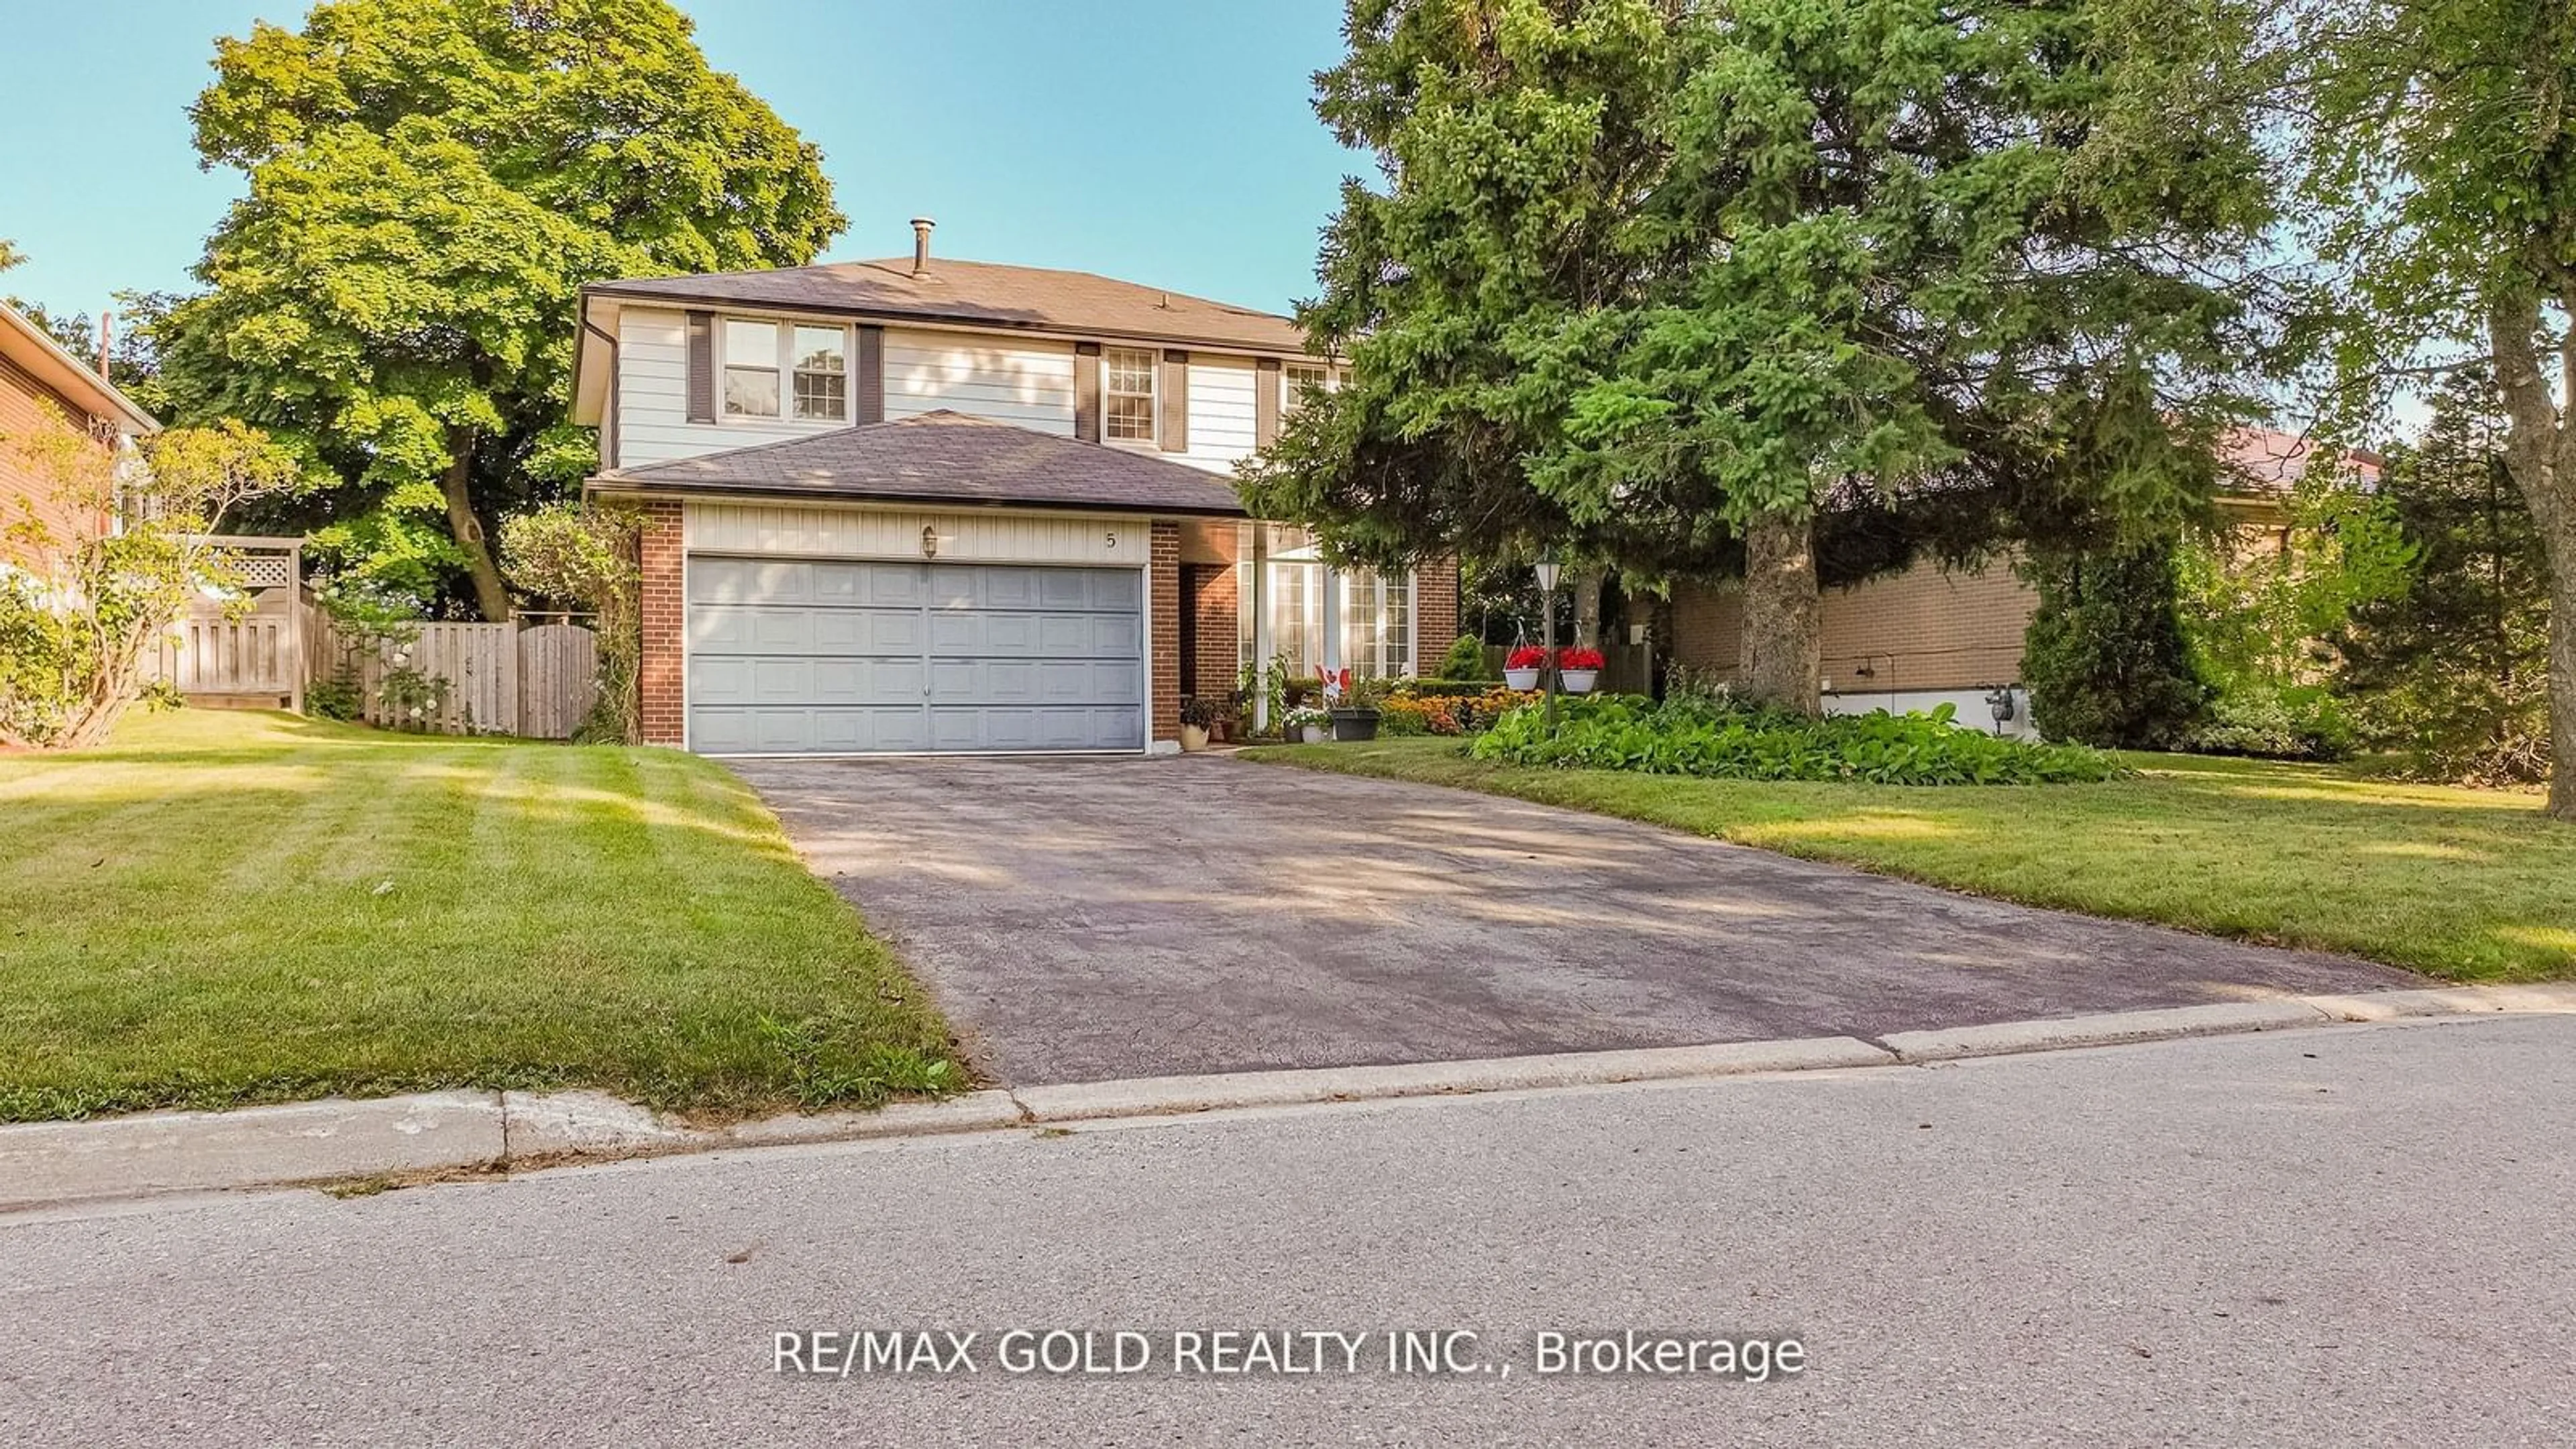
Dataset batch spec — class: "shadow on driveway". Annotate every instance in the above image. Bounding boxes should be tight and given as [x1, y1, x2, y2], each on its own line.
[735, 755, 2420, 1087]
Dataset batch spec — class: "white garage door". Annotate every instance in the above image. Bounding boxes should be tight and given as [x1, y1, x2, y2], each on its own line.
[686, 557, 1146, 754]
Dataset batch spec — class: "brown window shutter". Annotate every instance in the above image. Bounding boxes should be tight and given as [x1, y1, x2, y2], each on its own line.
[1253, 358, 1283, 448]
[684, 311, 714, 423]
[1074, 342, 1102, 443]
[1160, 349, 1189, 453]
[856, 325, 885, 424]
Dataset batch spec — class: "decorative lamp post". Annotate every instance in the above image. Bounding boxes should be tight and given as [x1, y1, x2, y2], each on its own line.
[1534, 555, 1562, 733]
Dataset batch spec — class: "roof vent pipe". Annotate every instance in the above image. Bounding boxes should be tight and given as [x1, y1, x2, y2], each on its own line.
[910, 217, 935, 277]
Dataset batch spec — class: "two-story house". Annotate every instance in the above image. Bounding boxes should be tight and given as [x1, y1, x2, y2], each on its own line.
[576, 220, 1456, 756]
[1, 301, 158, 572]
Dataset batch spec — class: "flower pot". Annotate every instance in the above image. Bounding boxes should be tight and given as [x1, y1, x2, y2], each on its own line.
[1179, 723, 1212, 752]
[1559, 669, 1599, 694]
[1330, 707, 1381, 743]
[1503, 667, 1542, 690]
[1299, 724, 1330, 745]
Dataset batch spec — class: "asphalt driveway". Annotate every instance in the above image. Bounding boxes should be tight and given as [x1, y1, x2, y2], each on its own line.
[736, 755, 2420, 1086]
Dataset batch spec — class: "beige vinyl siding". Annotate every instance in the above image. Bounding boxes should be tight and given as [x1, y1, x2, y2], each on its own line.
[1171, 354, 1258, 475]
[686, 500, 1144, 566]
[881, 328, 1076, 434]
[619, 307, 853, 465]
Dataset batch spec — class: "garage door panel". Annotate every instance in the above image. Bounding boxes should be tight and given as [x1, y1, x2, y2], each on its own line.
[928, 611, 1137, 659]
[688, 604, 924, 654]
[688, 556, 1145, 754]
[930, 705, 1144, 752]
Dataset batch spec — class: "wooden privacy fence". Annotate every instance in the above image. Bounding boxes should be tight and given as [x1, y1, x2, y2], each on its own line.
[154, 604, 303, 708]
[304, 610, 599, 738]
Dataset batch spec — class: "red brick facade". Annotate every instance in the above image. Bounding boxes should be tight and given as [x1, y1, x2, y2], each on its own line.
[1182, 562, 1238, 700]
[0, 353, 117, 570]
[1150, 520, 1182, 743]
[637, 499, 686, 746]
[1415, 555, 1462, 663]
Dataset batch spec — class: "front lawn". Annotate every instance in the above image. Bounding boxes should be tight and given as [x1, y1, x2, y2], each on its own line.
[1244, 738, 2575, 982]
[0, 710, 957, 1122]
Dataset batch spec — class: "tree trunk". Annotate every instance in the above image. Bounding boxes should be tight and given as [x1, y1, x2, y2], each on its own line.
[1572, 569, 1604, 649]
[2486, 295, 2573, 820]
[1740, 508, 1822, 715]
[441, 425, 513, 623]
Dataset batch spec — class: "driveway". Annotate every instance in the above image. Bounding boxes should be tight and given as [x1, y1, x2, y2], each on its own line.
[737, 755, 2420, 1085]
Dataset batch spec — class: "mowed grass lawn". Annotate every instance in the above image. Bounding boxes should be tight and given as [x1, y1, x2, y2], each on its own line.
[0, 710, 956, 1123]
[1244, 738, 2576, 982]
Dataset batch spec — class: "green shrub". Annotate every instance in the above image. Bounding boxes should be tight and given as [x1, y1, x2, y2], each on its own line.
[305, 677, 363, 722]
[1437, 634, 1493, 680]
[1469, 694, 2125, 786]
[2178, 684, 2352, 761]
[1395, 678, 1505, 700]
[2022, 543, 2211, 749]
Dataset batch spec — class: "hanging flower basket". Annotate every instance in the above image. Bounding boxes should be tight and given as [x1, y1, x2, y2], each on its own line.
[1556, 647, 1605, 694]
[1503, 644, 1547, 691]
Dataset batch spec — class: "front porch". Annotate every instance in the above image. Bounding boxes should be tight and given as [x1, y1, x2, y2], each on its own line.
[1175, 519, 1461, 731]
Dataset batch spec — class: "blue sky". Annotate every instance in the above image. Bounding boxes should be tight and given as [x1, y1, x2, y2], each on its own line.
[0, 1, 1364, 324]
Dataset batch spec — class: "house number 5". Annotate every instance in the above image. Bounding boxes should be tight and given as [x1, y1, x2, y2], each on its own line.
[1105, 531, 1118, 549]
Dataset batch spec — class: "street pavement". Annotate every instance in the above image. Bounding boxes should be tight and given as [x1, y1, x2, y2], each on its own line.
[5, 1014, 2571, 1447]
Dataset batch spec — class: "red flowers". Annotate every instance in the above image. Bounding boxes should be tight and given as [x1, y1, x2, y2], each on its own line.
[1507, 645, 1605, 669]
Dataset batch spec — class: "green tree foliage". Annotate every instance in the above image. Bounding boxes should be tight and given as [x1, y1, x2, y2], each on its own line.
[1437, 633, 1493, 680]
[152, 0, 845, 620]
[1246, 0, 2282, 713]
[2169, 451, 2414, 757]
[2178, 472, 2414, 696]
[1, 412, 313, 749]
[2290, 0, 2575, 815]
[2337, 380, 2555, 784]
[500, 501, 643, 743]
[2022, 543, 2212, 749]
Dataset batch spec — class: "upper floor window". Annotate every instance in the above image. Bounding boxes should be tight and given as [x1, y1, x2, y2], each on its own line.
[722, 319, 780, 418]
[1283, 362, 1345, 417]
[724, 318, 851, 421]
[1105, 347, 1157, 443]
[792, 326, 847, 421]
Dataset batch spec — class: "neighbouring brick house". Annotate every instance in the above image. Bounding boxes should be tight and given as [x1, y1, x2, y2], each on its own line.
[0, 301, 157, 571]
[578, 220, 1457, 755]
[1664, 428, 2375, 733]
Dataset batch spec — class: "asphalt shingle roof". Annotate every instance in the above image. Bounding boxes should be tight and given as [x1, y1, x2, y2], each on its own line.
[590, 411, 1248, 517]
[591, 258, 1311, 355]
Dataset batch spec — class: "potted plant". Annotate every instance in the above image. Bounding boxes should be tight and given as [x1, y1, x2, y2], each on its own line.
[1503, 645, 1548, 690]
[1179, 695, 1220, 752]
[1556, 646, 1605, 694]
[1330, 674, 1383, 742]
[1284, 704, 1333, 744]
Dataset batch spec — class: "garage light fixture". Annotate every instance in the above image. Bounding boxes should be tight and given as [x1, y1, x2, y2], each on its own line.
[920, 525, 941, 559]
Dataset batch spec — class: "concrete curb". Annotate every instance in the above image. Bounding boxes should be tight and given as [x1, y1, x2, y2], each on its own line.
[1010, 1036, 1896, 1124]
[0, 1091, 505, 1211]
[7, 985, 2573, 1212]
[1880, 1000, 2334, 1063]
